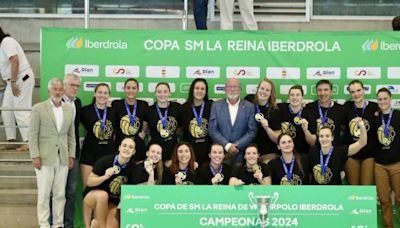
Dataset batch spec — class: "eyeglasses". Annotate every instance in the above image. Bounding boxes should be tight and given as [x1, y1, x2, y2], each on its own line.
[68, 83, 81, 88]
[226, 85, 241, 89]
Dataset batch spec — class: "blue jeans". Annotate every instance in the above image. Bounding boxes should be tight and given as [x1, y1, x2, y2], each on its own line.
[64, 159, 80, 228]
[194, 0, 209, 30]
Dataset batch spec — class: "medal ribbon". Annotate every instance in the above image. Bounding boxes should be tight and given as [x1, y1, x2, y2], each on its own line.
[192, 102, 205, 126]
[94, 104, 107, 130]
[320, 146, 334, 175]
[288, 105, 303, 119]
[354, 101, 367, 118]
[209, 163, 223, 176]
[113, 155, 128, 171]
[318, 101, 331, 126]
[124, 100, 137, 125]
[280, 156, 295, 181]
[381, 109, 393, 138]
[179, 167, 189, 174]
[156, 104, 169, 129]
[256, 102, 269, 114]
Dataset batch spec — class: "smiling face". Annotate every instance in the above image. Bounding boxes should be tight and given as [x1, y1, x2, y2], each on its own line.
[124, 80, 139, 100]
[146, 144, 162, 163]
[317, 83, 332, 105]
[94, 85, 110, 106]
[193, 81, 207, 101]
[48, 81, 64, 104]
[244, 146, 259, 167]
[118, 138, 136, 159]
[348, 83, 365, 104]
[209, 144, 225, 166]
[177, 144, 191, 166]
[288, 88, 303, 107]
[256, 80, 272, 104]
[318, 128, 334, 149]
[155, 84, 171, 103]
[278, 134, 295, 154]
[377, 91, 392, 112]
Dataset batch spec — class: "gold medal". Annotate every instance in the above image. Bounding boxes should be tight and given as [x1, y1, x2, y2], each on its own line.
[313, 164, 332, 184]
[382, 137, 390, 146]
[215, 173, 224, 182]
[280, 176, 291, 185]
[255, 113, 264, 122]
[353, 128, 361, 137]
[160, 128, 170, 138]
[176, 171, 187, 180]
[112, 165, 121, 175]
[252, 164, 261, 173]
[293, 116, 302, 125]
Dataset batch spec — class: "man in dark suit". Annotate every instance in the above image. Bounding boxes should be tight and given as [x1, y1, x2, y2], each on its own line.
[209, 78, 257, 165]
[62, 73, 82, 228]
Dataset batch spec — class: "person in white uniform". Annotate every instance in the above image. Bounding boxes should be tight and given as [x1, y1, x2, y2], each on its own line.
[219, 0, 258, 30]
[0, 27, 35, 150]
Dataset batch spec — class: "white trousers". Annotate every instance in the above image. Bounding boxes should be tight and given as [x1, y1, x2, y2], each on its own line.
[219, 0, 258, 30]
[1, 74, 34, 141]
[35, 156, 69, 228]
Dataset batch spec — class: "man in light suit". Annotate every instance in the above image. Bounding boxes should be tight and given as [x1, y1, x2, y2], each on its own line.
[29, 78, 75, 228]
[209, 78, 257, 165]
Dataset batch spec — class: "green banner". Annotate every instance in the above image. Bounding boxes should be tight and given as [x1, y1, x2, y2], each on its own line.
[41, 28, 400, 106]
[121, 186, 376, 228]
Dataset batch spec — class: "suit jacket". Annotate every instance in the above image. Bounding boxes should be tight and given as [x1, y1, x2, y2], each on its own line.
[29, 99, 76, 166]
[209, 98, 257, 152]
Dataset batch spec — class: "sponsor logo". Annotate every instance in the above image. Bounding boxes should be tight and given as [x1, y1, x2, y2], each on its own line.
[146, 66, 180, 78]
[65, 64, 99, 77]
[124, 194, 150, 200]
[105, 65, 139, 78]
[393, 99, 400, 109]
[344, 85, 371, 95]
[66, 37, 83, 49]
[186, 67, 220, 78]
[350, 209, 373, 215]
[214, 84, 226, 94]
[362, 39, 379, 52]
[116, 82, 143, 92]
[246, 84, 258, 94]
[148, 83, 175, 93]
[266, 67, 300, 79]
[267, 40, 341, 52]
[83, 82, 111, 92]
[387, 67, 400, 79]
[180, 83, 191, 93]
[125, 207, 148, 214]
[376, 85, 400, 94]
[280, 85, 307, 95]
[348, 195, 375, 201]
[347, 67, 381, 79]
[66, 36, 128, 49]
[311, 85, 338, 95]
[226, 67, 260, 79]
[306, 68, 341, 79]
[362, 38, 400, 52]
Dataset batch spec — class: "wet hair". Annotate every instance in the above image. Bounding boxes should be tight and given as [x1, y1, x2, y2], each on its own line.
[187, 78, 209, 107]
[124, 78, 139, 89]
[169, 142, 196, 174]
[253, 78, 278, 112]
[146, 142, 164, 184]
[377, 87, 392, 97]
[347, 80, 364, 92]
[209, 143, 225, 154]
[155, 82, 170, 91]
[277, 133, 304, 176]
[316, 79, 333, 90]
[91, 83, 110, 104]
[244, 143, 259, 155]
[288, 85, 304, 96]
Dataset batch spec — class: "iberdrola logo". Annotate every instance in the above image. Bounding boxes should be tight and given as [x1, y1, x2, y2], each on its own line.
[362, 39, 379, 52]
[66, 37, 84, 49]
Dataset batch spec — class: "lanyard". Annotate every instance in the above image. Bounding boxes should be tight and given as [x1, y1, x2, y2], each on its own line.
[381, 109, 393, 138]
[318, 101, 331, 126]
[124, 100, 137, 125]
[113, 155, 128, 171]
[256, 102, 269, 114]
[192, 102, 205, 126]
[94, 104, 107, 130]
[354, 101, 367, 118]
[320, 146, 334, 175]
[280, 156, 295, 181]
[209, 163, 223, 176]
[288, 105, 303, 118]
[156, 104, 169, 129]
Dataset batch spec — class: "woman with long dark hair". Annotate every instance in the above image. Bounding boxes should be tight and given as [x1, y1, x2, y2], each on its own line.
[165, 142, 197, 185]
